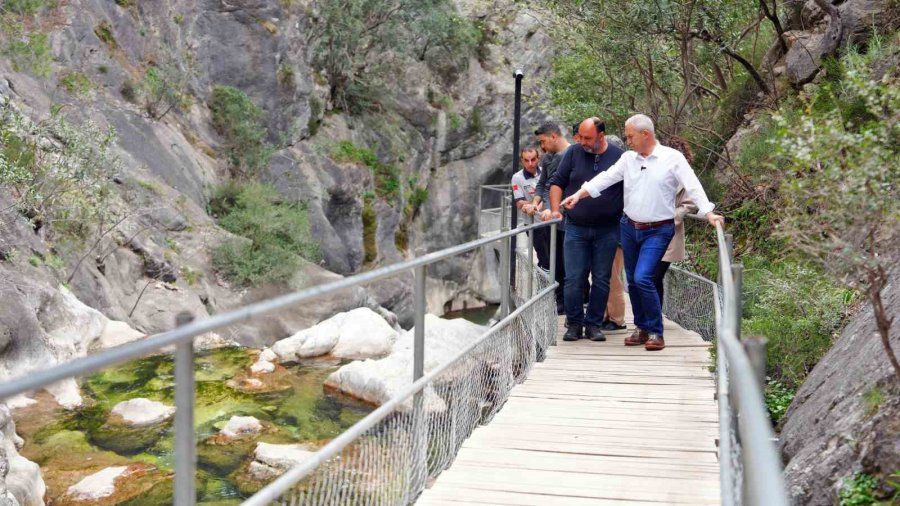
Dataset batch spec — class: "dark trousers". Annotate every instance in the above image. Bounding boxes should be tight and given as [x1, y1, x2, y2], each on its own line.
[532, 227, 565, 305]
[563, 222, 619, 327]
[653, 260, 671, 307]
[620, 217, 675, 335]
[533, 227, 550, 270]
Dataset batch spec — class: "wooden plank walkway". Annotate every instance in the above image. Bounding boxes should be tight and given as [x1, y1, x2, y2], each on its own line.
[418, 301, 720, 505]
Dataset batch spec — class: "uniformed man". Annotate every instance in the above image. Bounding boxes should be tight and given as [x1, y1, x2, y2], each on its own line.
[511, 147, 549, 269]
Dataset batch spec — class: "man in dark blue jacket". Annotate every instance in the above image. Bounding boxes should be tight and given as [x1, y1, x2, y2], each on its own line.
[545, 117, 624, 342]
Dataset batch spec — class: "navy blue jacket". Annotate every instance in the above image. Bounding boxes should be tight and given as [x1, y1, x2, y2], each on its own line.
[548, 144, 624, 226]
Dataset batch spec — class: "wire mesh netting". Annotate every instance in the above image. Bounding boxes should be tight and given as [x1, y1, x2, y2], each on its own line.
[270, 262, 558, 505]
[662, 266, 719, 342]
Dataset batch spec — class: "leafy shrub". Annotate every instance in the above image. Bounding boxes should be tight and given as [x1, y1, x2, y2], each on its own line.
[361, 195, 377, 264]
[332, 140, 400, 200]
[839, 473, 878, 506]
[0, 102, 123, 250]
[208, 85, 273, 176]
[209, 182, 318, 286]
[59, 71, 92, 97]
[2, 0, 55, 16]
[773, 37, 900, 380]
[764, 379, 794, 425]
[741, 256, 856, 388]
[277, 63, 295, 87]
[1, 24, 52, 77]
[94, 21, 117, 49]
[139, 63, 191, 120]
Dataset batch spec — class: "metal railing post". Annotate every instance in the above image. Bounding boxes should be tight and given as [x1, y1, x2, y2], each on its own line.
[500, 231, 511, 319]
[411, 265, 427, 496]
[526, 216, 534, 298]
[731, 263, 743, 341]
[174, 311, 196, 506]
[549, 222, 557, 286]
[744, 336, 768, 397]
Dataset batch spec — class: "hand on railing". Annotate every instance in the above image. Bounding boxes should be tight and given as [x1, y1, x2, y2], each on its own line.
[706, 212, 725, 228]
[540, 210, 560, 222]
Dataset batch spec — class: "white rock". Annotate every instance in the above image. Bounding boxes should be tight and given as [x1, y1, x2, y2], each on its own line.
[258, 348, 277, 362]
[325, 314, 486, 411]
[46, 378, 83, 410]
[271, 307, 398, 362]
[243, 378, 264, 388]
[329, 307, 399, 360]
[248, 461, 280, 480]
[195, 332, 239, 351]
[271, 322, 340, 361]
[111, 398, 175, 426]
[1, 404, 45, 506]
[5, 395, 37, 411]
[98, 320, 145, 349]
[251, 442, 314, 478]
[220, 416, 263, 439]
[250, 360, 275, 374]
[65, 466, 128, 501]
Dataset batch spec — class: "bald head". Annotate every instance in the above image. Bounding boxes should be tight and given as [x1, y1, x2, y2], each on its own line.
[577, 117, 607, 154]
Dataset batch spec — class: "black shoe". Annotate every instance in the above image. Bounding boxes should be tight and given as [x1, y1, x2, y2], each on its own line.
[584, 324, 607, 342]
[600, 321, 628, 334]
[563, 324, 583, 341]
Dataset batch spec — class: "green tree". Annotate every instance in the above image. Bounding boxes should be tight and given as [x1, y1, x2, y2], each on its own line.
[208, 85, 274, 177]
[773, 42, 900, 379]
[308, 0, 479, 114]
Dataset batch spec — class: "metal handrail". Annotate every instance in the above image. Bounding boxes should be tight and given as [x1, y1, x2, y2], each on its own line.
[683, 215, 788, 506]
[244, 282, 558, 505]
[0, 217, 561, 506]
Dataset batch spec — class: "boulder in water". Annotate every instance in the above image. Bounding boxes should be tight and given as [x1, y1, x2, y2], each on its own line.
[324, 314, 486, 411]
[110, 399, 175, 427]
[220, 416, 263, 440]
[271, 307, 398, 362]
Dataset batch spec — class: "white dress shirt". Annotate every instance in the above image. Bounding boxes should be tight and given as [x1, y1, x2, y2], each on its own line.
[580, 143, 715, 223]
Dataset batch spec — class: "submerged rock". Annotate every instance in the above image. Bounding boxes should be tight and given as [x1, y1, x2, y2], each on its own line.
[64, 466, 128, 502]
[272, 307, 398, 362]
[249, 442, 315, 480]
[220, 416, 263, 440]
[110, 399, 175, 427]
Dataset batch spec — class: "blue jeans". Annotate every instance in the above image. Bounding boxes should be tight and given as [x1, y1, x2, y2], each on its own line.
[620, 217, 675, 335]
[563, 222, 619, 327]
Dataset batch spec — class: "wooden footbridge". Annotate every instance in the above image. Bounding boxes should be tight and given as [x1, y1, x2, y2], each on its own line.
[418, 305, 720, 505]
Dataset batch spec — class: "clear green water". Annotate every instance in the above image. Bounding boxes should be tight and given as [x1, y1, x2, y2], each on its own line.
[444, 304, 499, 325]
[15, 348, 371, 504]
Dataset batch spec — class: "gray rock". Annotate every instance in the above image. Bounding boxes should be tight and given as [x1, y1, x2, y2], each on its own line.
[780, 261, 900, 505]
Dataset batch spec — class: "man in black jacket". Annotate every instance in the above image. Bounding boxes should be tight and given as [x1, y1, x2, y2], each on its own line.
[545, 117, 624, 342]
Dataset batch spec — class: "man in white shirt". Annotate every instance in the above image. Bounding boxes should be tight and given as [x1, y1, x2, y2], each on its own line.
[562, 114, 724, 351]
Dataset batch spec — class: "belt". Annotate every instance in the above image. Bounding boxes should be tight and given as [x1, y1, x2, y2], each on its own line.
[626, 217, 674, 230]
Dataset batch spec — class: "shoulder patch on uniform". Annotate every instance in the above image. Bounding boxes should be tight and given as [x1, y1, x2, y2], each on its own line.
[512, 184, 519, 190]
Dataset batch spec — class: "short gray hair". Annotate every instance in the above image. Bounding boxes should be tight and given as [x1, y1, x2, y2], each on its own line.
[625, 114, 655, 137]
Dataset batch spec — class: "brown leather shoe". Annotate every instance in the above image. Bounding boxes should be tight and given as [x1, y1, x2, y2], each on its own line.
[645, 334, 665, 351]
[624, 328, 649, 346]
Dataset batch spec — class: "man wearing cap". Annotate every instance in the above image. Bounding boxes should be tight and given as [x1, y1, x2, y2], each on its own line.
[562, 114, 724, 351]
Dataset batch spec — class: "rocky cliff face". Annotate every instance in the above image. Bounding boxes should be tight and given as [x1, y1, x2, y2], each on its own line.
[780, 260, 900, 504]
[0, 1, 553, 502]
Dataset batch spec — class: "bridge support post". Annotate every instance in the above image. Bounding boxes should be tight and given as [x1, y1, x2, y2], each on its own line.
[174, 312, 196, 506]
[411, 265, 428, 497]
[500, 228, 511, 319]
[744, 336, 768, 398]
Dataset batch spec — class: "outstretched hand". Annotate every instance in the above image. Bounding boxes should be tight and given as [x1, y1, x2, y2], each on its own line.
[561, 194, 581, 209]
